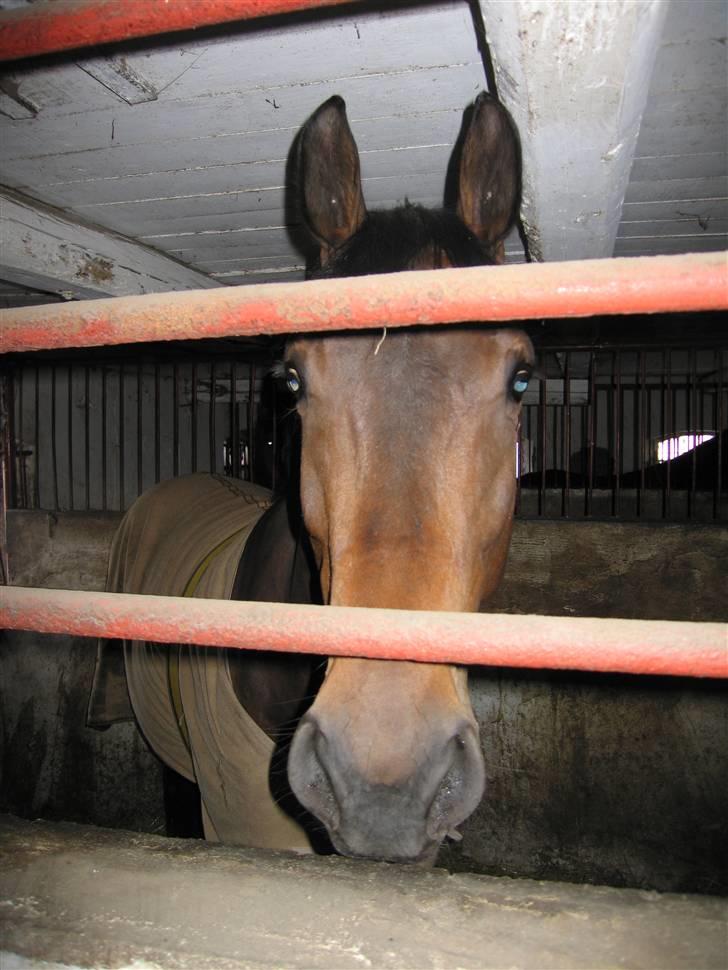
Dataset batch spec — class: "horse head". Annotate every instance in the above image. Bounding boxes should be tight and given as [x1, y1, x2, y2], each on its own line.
[286, 94, 534, 863]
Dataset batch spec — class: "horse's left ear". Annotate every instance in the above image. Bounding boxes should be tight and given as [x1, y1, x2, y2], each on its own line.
[298, 95, 367, 264]
[456, 92, 521, 264]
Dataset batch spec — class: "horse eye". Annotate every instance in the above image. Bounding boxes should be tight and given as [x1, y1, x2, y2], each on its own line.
[285, 366, 302, 396]
[511, 367, 531, 400]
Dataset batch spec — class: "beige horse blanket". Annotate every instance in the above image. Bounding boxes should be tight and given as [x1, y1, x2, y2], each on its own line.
[89, 473, 311, 852]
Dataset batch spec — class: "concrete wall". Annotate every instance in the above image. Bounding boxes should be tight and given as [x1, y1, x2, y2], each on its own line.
[2, 510, 726, 892]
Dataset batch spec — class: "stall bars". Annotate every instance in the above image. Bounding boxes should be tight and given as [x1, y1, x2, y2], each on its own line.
[0, 0, 726, 679]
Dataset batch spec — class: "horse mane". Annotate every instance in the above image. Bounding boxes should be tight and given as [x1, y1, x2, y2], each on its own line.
[306, 202, 493, 280]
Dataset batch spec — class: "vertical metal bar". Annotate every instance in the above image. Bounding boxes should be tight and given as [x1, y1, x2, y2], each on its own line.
[637, 351, 646, 519]
[716, 348, 724, 520]
[659, 349, 666, 520]
[68, 363, 74, 509]
[231, 360, 239, 478]
[209, 359, 216, 473]
[612, 350, 621, 518]
[17, 363, 27, 508]
[585, 351, 596, 517]
[539, 370, 546, 517]
[137, 360, 143, 499]
[84, 365, 90, 511]
[154, 362, 161, 485]
[191, 363, 197, 473]
[173, 362, 179, 478]
[101, 364, 107, 511]
[119, 364, 125, 512]
[34, 364, 40, 510]
[665, 348, 672, 519]
[0, 371, 12, 583]
[51, 367, 59, 510]
[689, 347, 697, 519]
[248, 363, 257, 483]
[562, 352, 571, 518]
[515, 409, 522, 515]
[271, 375, 278, 493]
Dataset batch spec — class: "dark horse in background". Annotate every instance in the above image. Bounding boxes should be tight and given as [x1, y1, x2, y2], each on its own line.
[93, 93, 534, 865]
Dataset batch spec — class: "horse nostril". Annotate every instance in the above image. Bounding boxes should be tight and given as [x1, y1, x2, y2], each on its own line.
[426, 724, 485, 843]
[288, 716, 340, 830]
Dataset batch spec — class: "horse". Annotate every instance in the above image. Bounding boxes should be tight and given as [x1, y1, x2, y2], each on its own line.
[90, 92, 534, 865]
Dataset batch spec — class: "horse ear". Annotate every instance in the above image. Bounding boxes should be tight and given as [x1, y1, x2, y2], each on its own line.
[298, 96, 367, 262]
[456, 93, 521, 263]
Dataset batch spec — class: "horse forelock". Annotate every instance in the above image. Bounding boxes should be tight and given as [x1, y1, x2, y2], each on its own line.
[307, 204, 492, 280]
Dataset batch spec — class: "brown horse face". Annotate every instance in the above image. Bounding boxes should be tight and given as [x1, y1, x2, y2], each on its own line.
[286, 94, 531, 862]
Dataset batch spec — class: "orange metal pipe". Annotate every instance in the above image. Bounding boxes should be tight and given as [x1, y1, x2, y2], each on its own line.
[2, 586, 726, 679]
[0, 0, 359, 63]
[1, 254, 725, 355]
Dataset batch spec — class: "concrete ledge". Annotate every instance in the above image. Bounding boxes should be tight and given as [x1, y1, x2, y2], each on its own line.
[1, 815, 725, 970]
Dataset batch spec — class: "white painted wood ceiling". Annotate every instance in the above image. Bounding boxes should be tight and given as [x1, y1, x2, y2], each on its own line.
[0, 0, 725, 305]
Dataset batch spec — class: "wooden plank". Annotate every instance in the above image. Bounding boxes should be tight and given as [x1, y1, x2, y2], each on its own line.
[617, 218, 728, 239]
[77, 55, 160, 105]
[630, 152, 727, 182]
[614, 235, 727, 256]
[636, 122, 727, 159]
[0, 190, 220, 299]
[1, 106, 468, 187]
[624, 176, 728, 205]
[6, 142, 454, 213]
[0, 65, 482, 165]
[621, 199, 728, 222]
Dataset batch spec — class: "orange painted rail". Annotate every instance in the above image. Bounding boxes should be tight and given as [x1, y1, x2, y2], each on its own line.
[0, 0, 359, 62]
[2, 254, 726, 354]
[2, 586, 726, 679]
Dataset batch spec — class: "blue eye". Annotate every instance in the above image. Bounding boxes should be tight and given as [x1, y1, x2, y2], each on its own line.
[285, 367, 302, 396]
[511, 368, 531, 399]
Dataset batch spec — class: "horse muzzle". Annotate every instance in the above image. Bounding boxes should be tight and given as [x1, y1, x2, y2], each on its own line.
[287, 711, 486, 864]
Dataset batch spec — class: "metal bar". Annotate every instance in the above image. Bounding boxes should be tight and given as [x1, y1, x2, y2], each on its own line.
[119, 365, 125, 511]
[191, 363, 198, 473]
[585, 351, 596, 517]
[665, 349, 673, 519]
[637, 351, 645, 518]
[248, 363, 256, 482]
[562, 352, 571, 518]
[67, 364, 73, 509]
[2, 585, 726, 680]
[612, 350, 621, 518]
[271, 376, 278, 493]
[51, 368, 58, 510]
[231, 361, 239, 478]
[154, 362, 160, 486]
[538, 370, 546, 516]
[33, 364, 40, 510]
[0, 372, 12, 583]
[16, 364, 24, 509]
[173, 362, 179, 479]
[101, 365, 107, 511]
[137, 361, 143, 500]
[2, 255, 726, 355]
[209, 360, 216, 473]
[0, 0, 360, 62]
[716, 348, 724, 520]
[84, 365, 90, 511]
[689, 348, 697, 519]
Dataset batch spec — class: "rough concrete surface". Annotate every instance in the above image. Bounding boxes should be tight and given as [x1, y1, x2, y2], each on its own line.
[1, 815, 726, 970]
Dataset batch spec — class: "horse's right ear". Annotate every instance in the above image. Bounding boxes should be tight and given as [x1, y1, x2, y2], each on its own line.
[297, 96, 367, 264]
[456, 92, 521, 263]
